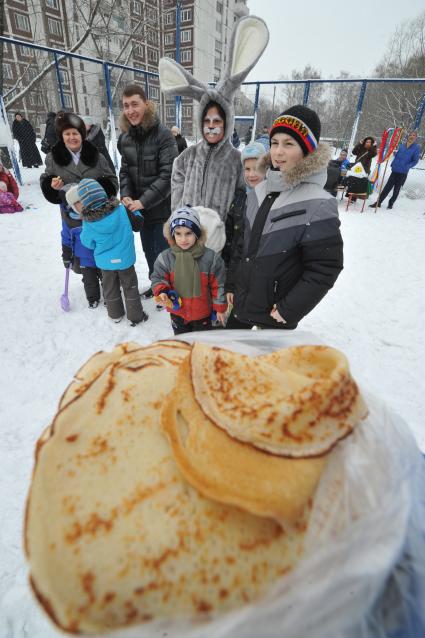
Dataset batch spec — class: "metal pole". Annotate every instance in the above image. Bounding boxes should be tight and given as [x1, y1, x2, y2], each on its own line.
[413, 90, 425, 131]
[103, 62, 119, 172]
[53, 52, 66, 109]
[252, 82, 261, 141]
[0, 94, 23, 184]
[347, 80, 367, 156]
[271, 84, 276, 117]
[303, 81, 310, 106]
[175, 1, 182, 129]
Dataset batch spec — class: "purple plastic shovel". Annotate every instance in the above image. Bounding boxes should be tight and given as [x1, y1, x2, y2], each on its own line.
[60, 266, 71, 312]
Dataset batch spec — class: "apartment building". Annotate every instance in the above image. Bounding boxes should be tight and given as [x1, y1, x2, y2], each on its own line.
[1, 0, 249, 135]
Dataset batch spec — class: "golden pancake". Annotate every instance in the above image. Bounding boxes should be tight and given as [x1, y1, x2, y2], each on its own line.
[162, 357, 327, 525]
[190, 343, 367, 457]
[59, 340, 190, 409]
[25, 344, 306, 635]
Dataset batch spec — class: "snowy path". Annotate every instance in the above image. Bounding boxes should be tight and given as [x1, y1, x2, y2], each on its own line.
[0, 173, 424, 636]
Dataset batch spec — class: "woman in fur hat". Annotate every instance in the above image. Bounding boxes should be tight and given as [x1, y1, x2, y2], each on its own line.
[226, 105, 344, 330]
[40, 112, 118, 308]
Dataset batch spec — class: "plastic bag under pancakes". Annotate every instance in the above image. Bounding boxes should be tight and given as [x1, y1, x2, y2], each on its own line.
[162, 356, 327, 525]
[25, 342, 307, 635]
[190, 343, 368, 457]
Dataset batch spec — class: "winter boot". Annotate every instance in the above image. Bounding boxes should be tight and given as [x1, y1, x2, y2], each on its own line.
[130, 311, 149, 327]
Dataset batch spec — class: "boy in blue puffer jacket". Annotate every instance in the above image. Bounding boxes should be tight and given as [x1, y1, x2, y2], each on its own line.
[71, 179, 148, 326]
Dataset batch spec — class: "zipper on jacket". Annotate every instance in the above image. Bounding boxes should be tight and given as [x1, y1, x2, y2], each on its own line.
[270, 208, 306, 223]
[201, 145, 214, 200]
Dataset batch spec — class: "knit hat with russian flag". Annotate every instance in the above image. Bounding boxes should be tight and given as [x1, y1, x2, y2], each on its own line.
[269, 105, 321, 155]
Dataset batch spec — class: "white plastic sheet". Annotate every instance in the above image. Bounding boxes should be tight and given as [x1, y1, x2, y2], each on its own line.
[99, 331, 425, 637]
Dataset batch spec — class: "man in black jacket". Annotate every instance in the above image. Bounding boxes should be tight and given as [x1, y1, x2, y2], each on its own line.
[119, 84, 178, 296]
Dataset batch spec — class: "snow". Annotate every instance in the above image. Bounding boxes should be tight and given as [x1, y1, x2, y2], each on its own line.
[0, 166, 424, 636]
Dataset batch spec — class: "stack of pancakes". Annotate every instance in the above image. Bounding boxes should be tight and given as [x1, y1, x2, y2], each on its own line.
[25, 340, 367, 634]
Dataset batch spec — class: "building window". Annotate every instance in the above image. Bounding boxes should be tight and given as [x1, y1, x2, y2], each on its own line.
[181, 8, 192, 22]
[216, 1, 223, 14]
[164, 32, 174, 46]
[47, 17, 63, 37]
[45, 0, 59, 8]
[181, 29, 191, 43]
[181, 49, 191, 63]
[133, 43, 144, 58]
[164, 12, 174, 25]
[166, 106, 175, 118]
[215, 39, 222, 53]
[165, 51, 175, 59]
[147, 28, 158, 44]
[15, 13, 31, 32]
[4, 63, 13, 80]
[113, 15, 125, 30]
[59, 69, 69, 85]
[149, 86, 159, 100]
[63, 94, 73, 108]
[182, 106, 191, 117]
[20, 46, 34, 57]
[132, 0, 141, 14]
[28, 93, 44, 106]
[147, 7, 157, 22]
[147, 48, 158, 62]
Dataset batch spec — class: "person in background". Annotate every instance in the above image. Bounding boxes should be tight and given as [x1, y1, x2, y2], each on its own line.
[226, 105, 343, 330]
[255, 125, 270, 152]
[244, 125, 253, 145]
[0, 161, 20, 199]
[83, 116, 116, 173]
[119, 83, 178, 299]
[351, 137, 377, 174]
[222, 141, 267, 268]
[171, 126, 188, 155]
[0, 181, 23, 214]
[40, 112, 118, 308]
[74, 179, 148, 326]
[369, 131, 421, 210]
[151, 206, 227, 334]
[41, 112, 59, 154]
[12, 113, 43, 168]
[231, 128, 240, 148]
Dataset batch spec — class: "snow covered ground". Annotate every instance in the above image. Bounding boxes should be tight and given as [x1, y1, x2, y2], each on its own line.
[0, 167, 424, 636]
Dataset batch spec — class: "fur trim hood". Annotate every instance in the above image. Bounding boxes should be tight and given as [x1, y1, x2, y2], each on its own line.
[256, 142, 331, 187]
[118, 101, 158, 134]
[81, 197, 120, 221]
[50, 140, 99, 167]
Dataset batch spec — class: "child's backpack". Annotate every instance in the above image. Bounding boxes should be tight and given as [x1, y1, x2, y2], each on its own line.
[0, 191, 23, 214]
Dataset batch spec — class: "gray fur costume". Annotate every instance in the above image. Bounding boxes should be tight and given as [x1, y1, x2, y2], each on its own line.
[159, 16, 269, 221]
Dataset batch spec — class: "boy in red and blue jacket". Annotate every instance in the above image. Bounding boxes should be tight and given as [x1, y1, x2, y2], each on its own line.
[151, 206, 227, 334]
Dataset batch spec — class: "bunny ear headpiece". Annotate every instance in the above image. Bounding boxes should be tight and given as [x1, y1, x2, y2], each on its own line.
[159, 15, 269, 140]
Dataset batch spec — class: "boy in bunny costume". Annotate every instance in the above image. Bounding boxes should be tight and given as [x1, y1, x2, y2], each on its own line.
[159, 16, 269, 223]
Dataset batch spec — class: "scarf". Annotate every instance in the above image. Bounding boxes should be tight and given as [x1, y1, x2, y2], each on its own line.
[170, 243, 205, 298]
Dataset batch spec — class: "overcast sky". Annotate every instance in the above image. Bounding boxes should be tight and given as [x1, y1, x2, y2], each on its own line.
[246, 0, 424, 81]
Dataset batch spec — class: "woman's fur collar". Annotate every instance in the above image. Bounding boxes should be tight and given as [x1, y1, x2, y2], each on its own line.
[51, 140, 98, 167]
[118, 101, 158, 134]
[82, 197, 120, 221]
[256, 142, 331, 186]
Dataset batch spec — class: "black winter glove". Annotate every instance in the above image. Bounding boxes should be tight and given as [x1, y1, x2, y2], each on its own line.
[62, 244, 73, 268]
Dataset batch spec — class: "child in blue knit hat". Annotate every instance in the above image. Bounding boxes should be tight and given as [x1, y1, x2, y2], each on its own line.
[151, 205, 227, 335]
[73, 178, 148, 326]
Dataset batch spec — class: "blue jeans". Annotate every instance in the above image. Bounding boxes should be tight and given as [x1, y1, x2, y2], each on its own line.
[140, 223, 169, 277]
